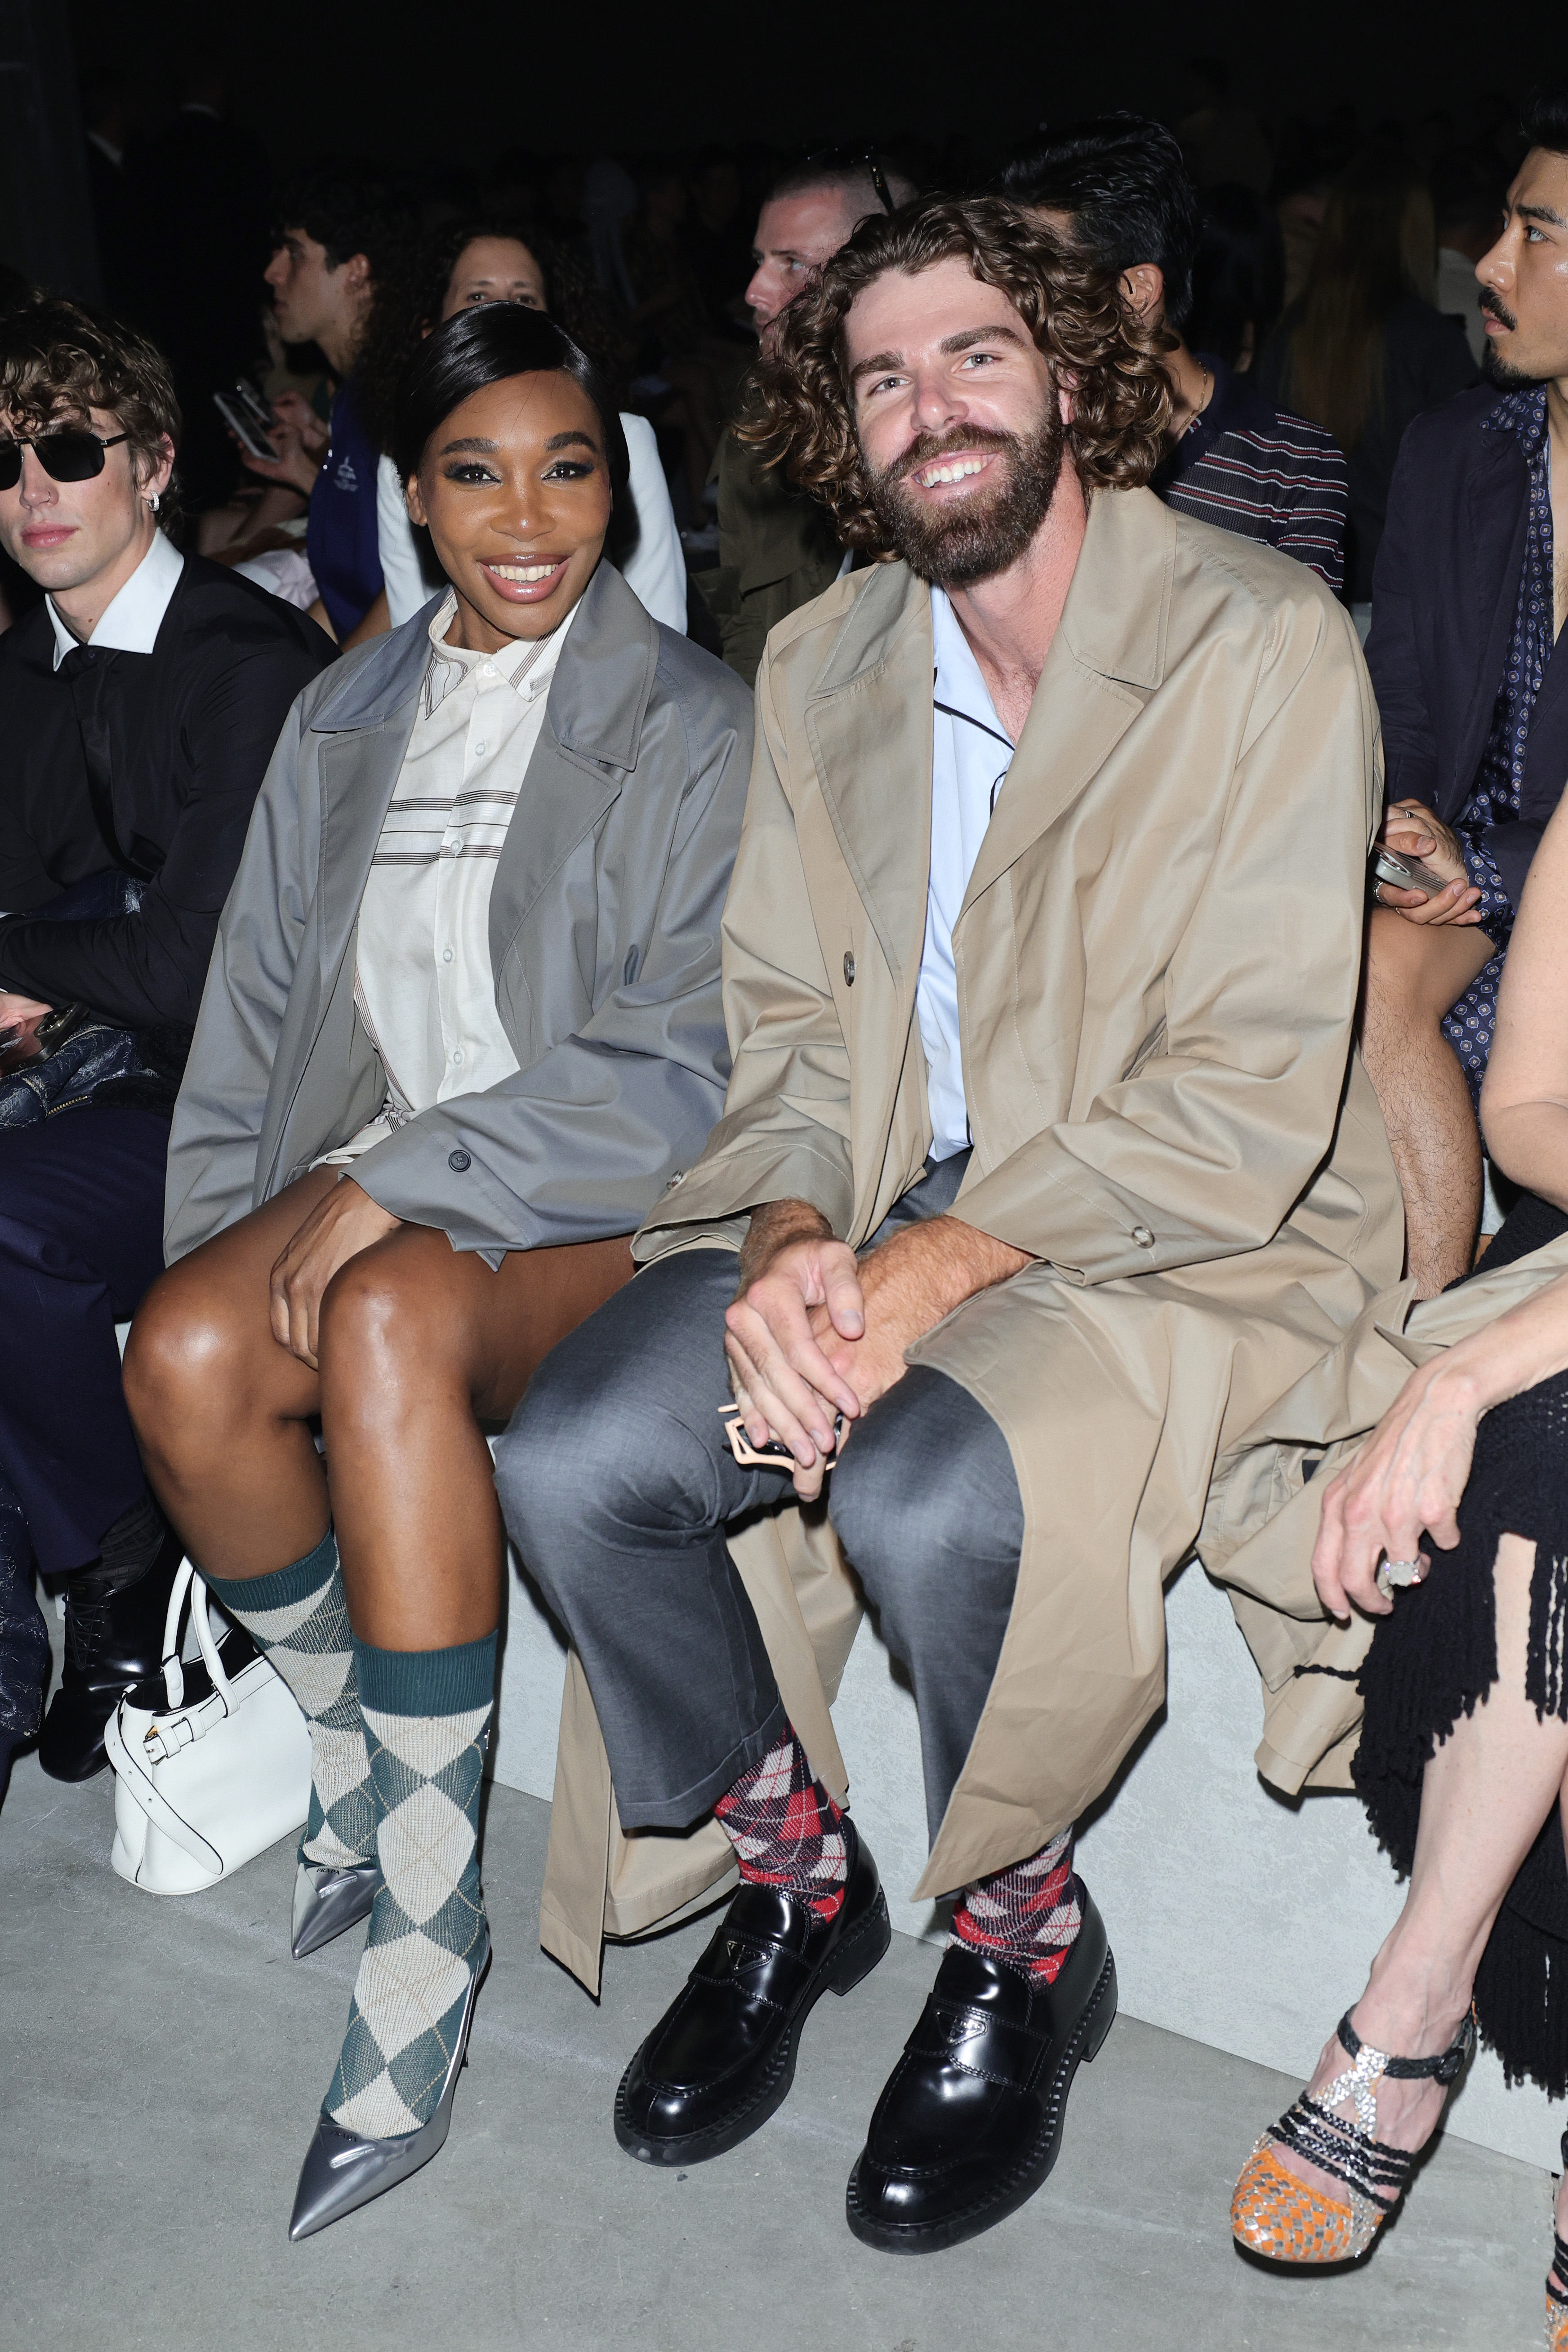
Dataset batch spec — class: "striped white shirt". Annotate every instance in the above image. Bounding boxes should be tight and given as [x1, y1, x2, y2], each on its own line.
[320, 589, 578, 1167]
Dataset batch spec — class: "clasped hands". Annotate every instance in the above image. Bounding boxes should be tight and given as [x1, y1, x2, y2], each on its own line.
[724, 1197, 1028, 1501]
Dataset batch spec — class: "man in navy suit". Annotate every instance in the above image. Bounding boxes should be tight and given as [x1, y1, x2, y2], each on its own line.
[1362, 87, 1568, 1296]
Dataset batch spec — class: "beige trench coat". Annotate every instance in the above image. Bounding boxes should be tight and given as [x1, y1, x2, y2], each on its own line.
[537, 485, 1405, 1992]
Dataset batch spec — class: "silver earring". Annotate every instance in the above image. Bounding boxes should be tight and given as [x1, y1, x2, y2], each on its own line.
[145, 491, 160, 513]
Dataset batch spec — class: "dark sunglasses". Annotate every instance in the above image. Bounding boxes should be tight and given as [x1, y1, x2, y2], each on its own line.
[0, 430, 129, 491]
[805, 144, 897, 216]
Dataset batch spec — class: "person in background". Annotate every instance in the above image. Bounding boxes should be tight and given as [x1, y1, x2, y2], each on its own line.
[1433, 147, 1506, 366]
[1359, 92, 1568, 1297]
[1002, 116, 1348, 592]
[78, 69, 143, 323]
[244, 170, 412, 641]
[683, 151, 757, 342]
[0, 299, 329, 1787]
[1261, 147, 1477, 609]
[698, 148, 919, 682]
[124, 303, 752, 2236]
[1187, 182, 1287, 374]
[352, 214, 686, 637]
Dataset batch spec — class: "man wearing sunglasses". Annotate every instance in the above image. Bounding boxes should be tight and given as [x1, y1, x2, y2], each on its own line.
[696, 148, 918, 682]
[0, 298, 329, 1794]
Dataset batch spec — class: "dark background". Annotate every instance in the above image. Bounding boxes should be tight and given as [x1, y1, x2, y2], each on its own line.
[48, 0, 1512, 177]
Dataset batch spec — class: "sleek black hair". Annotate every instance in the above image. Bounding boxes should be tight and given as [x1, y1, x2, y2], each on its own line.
[274, 166, 414, 289]
[1522, 85, 1568, 160]
[391, 302, 630, 498]
[997, 113, 1202, 332]
[1185, 183, 1286, 371]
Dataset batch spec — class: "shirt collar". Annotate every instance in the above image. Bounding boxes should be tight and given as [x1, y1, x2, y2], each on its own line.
[423, 585, 581, 712]
[48, 528, 184, 672]
[930, 585, 1013, 748]
[1482, 382, 1550, 461]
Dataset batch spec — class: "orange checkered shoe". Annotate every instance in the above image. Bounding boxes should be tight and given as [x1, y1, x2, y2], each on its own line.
[1229, 2007, 1475, 2267]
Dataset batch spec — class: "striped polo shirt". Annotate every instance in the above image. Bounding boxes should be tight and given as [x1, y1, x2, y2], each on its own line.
[1155, 354, 1349, 597]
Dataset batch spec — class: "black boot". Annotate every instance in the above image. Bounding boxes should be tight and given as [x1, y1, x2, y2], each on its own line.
[38, 1507, 182, 1783]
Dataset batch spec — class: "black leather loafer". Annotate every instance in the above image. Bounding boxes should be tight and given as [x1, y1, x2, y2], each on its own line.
[38, 1537, 185, 1782]
[846, 1882, 1117, 2253]
[615, 1815, 891, 2167]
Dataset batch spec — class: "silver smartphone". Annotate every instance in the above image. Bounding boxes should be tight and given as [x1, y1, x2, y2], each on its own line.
[1372, 846, 1448, 898]
[213, 388, 278, 465]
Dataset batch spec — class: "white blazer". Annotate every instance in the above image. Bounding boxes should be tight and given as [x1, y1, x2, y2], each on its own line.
[376, 413, 687, 634]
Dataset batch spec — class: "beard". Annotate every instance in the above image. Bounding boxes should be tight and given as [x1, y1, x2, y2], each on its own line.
[863, 405, 1066, 588]
[1478, 290, 1539, 388]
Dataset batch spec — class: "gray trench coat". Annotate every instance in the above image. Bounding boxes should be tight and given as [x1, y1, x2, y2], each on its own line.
[165, 561, 753, 1263]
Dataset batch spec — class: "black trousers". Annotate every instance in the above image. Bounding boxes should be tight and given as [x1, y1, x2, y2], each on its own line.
[0, 1105, 169, 1577]
[497, 1156, 1025, 1851]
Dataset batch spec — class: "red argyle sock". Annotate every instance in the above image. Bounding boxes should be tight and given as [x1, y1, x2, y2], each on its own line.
[949, 1828, 1081, 1985]
[714, 1723, 848, 1922]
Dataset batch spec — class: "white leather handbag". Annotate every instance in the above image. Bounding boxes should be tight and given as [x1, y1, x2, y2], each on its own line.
[104, 1558, 311, 1894]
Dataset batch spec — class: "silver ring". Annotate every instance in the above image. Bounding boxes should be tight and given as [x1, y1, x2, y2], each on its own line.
[1382, 1557, 1424, 1586]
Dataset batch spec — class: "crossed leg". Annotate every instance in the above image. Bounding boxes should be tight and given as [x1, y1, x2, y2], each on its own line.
[125, 1169, 635, 1643]
[1359, 908, 1496, 1297]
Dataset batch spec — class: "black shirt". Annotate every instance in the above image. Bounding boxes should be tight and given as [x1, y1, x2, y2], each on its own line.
[0, 553, 331, 1029]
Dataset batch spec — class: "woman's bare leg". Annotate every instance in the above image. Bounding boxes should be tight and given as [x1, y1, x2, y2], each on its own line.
[124, 1168, 340, 1577]
[1277, 1533, 1568, 2205]
[1360, 909, 1496, 1297]
[316, 1227, 634, 1649]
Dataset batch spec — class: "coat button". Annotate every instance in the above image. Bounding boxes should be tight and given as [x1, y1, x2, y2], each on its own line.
[667, 1169, 685, 1188]
[1131, 1225, 1155, 1248]
[448, 1149, 472, 1172]
[843, 951, 856, 985]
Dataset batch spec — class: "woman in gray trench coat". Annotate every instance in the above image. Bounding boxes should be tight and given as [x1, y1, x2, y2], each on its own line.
[122, 304, 753, 2239]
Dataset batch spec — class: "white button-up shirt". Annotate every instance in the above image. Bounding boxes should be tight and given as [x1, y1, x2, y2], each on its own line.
[917, 587, 1014, 1162]
[319, 589, 579, 1167]
[47, 527, 183, 669]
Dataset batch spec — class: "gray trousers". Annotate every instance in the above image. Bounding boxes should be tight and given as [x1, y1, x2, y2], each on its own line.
[496, 1155, 1024, 1846]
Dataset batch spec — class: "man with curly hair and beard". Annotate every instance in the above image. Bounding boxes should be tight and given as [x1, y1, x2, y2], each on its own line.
[498, 196, 1400, 2250]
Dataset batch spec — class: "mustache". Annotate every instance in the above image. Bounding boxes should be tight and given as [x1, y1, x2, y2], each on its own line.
[884, 426, 1022, 487]
[1480, 289, 1517, 330]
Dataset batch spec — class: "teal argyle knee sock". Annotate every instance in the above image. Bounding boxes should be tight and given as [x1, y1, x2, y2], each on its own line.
[204, 1529, 376, 1869]
[325, 1633, 495, 2138]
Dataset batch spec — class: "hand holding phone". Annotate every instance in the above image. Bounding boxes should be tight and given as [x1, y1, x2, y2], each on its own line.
[1372, 845, 1448, 897]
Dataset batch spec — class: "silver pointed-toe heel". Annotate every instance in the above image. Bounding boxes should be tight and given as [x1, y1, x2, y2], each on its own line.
[288, 1928, 490, 2241]
[290, 1858, 383, 1960]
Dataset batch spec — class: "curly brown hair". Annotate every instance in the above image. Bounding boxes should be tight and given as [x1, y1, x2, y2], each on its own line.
[738, 195, 1172, 551]
[0, 295, 181, 503]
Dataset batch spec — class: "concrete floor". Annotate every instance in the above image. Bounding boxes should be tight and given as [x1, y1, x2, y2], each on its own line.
[0, 1751, 1555, 2352]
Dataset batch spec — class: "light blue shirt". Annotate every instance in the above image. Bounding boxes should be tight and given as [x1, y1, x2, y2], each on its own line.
[917, 588, 1014, 1161]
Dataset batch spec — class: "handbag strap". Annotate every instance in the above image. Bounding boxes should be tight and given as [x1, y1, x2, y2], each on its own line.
[160, 1557, 196, 1709]
[158, 1560, 236, 1715]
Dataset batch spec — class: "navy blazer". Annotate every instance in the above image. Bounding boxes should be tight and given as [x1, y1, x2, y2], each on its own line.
[1364, 383, 1568, 915]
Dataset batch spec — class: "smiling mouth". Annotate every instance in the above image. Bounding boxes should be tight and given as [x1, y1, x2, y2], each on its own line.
[480, 556, 569, 599]
[913, 453, 993, 490]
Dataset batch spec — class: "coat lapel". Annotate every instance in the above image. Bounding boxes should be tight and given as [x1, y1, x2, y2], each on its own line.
[802, 564, 933, 995]
[1456, 433, 1528, 803]
[959, 488, 1168, 918]
[309, 621, 429, 994]
[488, 559, 659, 975]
